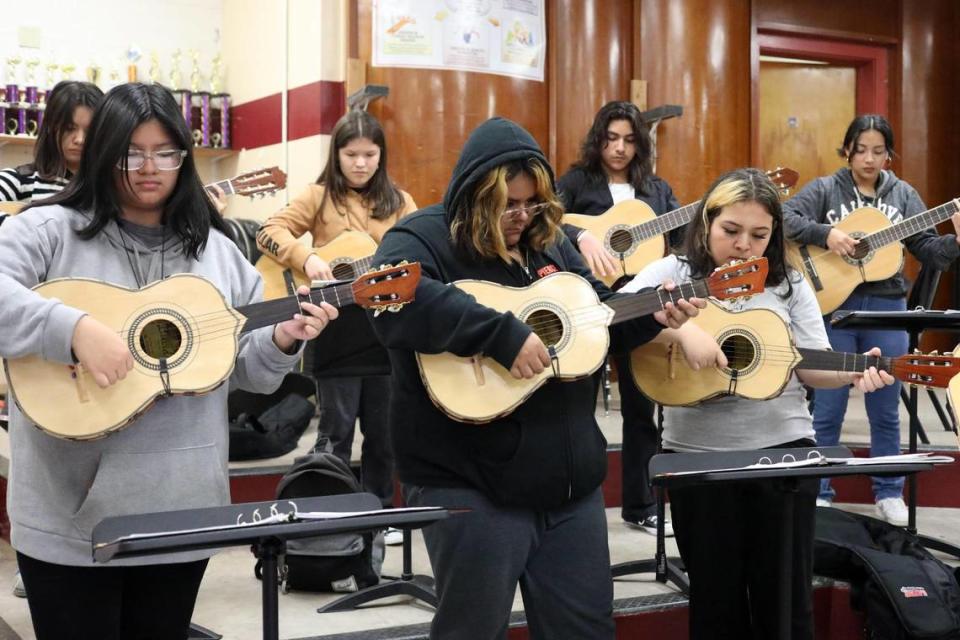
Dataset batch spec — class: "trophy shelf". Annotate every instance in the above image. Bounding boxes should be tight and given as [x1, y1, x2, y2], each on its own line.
[0, 134, 235, 160]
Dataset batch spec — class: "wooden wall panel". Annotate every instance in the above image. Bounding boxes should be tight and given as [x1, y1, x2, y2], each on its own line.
[549, 0, 635, 179]
[356, 1, 549, 208]
[755, 0, 899, 42]
[637, 0, 752, 203]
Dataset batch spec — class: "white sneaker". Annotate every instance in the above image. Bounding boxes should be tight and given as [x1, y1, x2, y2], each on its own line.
[12, 571, 25, 598]
[626, 515, 675, 538]
[816, 498, 833, 508]
[876, 497, 909, 527]
[383, 527, 404, 546]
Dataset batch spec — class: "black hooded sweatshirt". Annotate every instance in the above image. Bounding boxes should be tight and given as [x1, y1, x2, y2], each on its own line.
[368, 117, 663, 509]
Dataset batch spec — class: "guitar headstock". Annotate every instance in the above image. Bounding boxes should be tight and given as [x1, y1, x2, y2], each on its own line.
[892, 350, 960, 388]
[765, 167, 799, 197]
[351, 261, 421, 315]
[706, 257, 768, 300]
[229, 167, 287, 198]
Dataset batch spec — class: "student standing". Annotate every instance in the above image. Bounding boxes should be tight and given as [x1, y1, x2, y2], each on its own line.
[622, 167, 894, 639]
[557, 100, 683, 534]
[369, 116, 703, 639]
[0, 83, 337, 640]
[782, 114, 960, 525]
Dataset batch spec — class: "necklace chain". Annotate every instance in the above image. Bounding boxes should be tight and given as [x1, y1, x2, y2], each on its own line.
[116, 222, 166, 289]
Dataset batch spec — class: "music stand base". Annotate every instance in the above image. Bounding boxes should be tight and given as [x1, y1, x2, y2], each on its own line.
[317, 574, 437, 612]
[611, 558, 689, 595]
[188, 623, 222, 639]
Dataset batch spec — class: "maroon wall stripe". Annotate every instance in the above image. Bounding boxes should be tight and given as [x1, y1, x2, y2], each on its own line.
[288, 80, 346, 142]
[230, 80, 345, 151]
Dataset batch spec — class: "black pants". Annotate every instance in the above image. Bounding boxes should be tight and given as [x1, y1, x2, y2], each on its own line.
[17, 552, 208, 640]
[669, 440, 818, 640]
[614, 353, 659, 522]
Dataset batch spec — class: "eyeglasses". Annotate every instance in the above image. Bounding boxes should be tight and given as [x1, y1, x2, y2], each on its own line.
[118, 149, 188, 171]
[501, 201, 551, 222]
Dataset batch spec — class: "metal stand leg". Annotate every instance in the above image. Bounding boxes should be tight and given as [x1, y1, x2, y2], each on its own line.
[253, 538, 285, 640]
[317, 528, 437, 612]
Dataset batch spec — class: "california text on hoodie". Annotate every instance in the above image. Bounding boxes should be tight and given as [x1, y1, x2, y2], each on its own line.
[0, 205, 302, 566]
[783, 168, 959, 298]
[367, 117, 664, 509]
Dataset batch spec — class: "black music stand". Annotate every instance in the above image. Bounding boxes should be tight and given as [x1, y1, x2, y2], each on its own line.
[92, 494, 447, 640]
[649, 446, 938, 640]
[831, 309, 960, 559]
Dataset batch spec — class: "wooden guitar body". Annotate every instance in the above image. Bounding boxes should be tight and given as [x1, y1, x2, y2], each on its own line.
[788, 207, 903, 314]
[416, 272, 614, 423]
[256, 230, 378, 300]
[630, 300, 801, 406]
[564, 199, 664, 287]
[4, 275, 243, 439]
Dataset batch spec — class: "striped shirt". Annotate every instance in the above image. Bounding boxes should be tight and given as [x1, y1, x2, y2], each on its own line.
[0, 165, 70, 202]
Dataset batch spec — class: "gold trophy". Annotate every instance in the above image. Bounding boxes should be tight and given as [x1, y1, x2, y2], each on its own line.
[5, 55, 23, 135]
[25, 58, 41, 136]
[188, 49, 208, 146]
[168, 50, 190, 132]
[148, 51, 161, 85]
[86, 61, 102, 87]
[60, 63, 76, 81]
[125, 46, 141, 82]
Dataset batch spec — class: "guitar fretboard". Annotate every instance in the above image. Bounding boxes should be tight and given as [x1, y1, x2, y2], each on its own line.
[607, 280, 711, 325]
[236, 283, 357, 333]
[864, 199, 960, 250]
[629, 201, 700, 243]
[206, 179, 237, 196]
[795, 348, 890, 373]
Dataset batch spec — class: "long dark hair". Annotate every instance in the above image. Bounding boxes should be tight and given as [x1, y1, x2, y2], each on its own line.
[34, 83, 226, 259]
[681, 167, 792, 296]
[570, 100, 653, 195]
[316, 110, 404, 222]
[31, 80, 103, 179]
[838, 114, 895, 160]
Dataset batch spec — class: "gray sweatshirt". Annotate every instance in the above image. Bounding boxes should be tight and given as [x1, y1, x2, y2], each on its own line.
[0, 204, 301, 566]
[782, 168, 959, 298]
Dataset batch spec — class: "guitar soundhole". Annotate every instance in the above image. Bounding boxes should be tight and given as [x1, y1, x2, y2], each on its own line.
[332, 263, 355, 280]
[139, 319, 182, 359]
[721, 334, 755, 372]
[609, 229, 633, 254]
[527, 310, 563, 347]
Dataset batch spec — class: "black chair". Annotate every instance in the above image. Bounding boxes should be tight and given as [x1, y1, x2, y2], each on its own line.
[900, 265, 957, 440]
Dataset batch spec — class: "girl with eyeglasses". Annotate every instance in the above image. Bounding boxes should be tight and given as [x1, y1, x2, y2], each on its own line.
[0, 83, 337, 640]
[256, 111, 415, 531]
[557, 100, 684, 537]
[622, 167, 894, 639]
[368, 116, 703, 639]
[783, 114, 960, 526]
[0, 81, 103, 207]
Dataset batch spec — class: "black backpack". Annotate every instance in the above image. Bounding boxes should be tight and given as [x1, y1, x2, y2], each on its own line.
[228, 373, 315, 461]
[259, 441, 384, 593]
[222, 217, 263, 265]
[814, 507, 960, 639]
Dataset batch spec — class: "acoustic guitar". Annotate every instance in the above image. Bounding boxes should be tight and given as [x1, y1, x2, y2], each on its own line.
[255, 230, 379, 300]
[3, 263, 420, 440]
[787, 198, 960, 314]
[416, 257, 768, 424]
[205, 166, 287, 199]
[631, 300, 960, 406]
[563, 167, 798, 287]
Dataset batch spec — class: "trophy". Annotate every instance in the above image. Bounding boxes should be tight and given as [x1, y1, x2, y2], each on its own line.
[85, 61, 102, 88]
[4, 55, 23, 135]
[166, 49, 191, 130]
[60, 62, 76, 81]
[210, 53, 229, 148]
[126, 45, 142, 82]
[148, 51, 161, 85]
[188, 50, 210, 146]
[24, 58, 41, 136]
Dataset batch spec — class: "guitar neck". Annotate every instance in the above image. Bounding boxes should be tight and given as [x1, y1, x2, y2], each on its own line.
[866, 199, 959, 248]
[795, 348, 890, 373]
[206, 178, 237, 196]
[607, 279, 711, 324]
[630, 201, 700, 242]
[235, 282, 356, 333]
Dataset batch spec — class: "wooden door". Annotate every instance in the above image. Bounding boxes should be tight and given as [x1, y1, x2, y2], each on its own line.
[759, 61, 855, 194]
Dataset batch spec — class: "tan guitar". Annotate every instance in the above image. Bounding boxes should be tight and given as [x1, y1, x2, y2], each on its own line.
[255, 230, 380, 300]
[417, 257, 768, 424]
[205, 166, 287, 199]
[563, 168, 798, 287]
[787, 198, 960, 314]
[3, 263, 420, 440]
[631, 300, 960, 406]
[0, 202, 23, 215]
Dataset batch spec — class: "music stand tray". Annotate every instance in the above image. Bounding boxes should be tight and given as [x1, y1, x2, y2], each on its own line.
[92, 494, 447, 640]
[831, 309, 960, 558]
[648, 446, 939, 640]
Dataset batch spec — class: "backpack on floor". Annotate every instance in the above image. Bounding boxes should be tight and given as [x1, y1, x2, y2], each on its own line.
[257, 439, 384, 593]
[814, 506, 960, 639]
[228, 373, 315, 461]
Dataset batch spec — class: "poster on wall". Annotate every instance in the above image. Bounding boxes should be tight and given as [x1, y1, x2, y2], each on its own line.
[372, 0, 545, 82]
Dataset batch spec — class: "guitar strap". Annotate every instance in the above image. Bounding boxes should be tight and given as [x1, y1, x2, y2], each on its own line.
[798, 245, 824, 293]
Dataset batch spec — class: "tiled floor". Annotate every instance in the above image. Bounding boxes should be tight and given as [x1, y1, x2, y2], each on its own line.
[1, 385, 958, 639]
